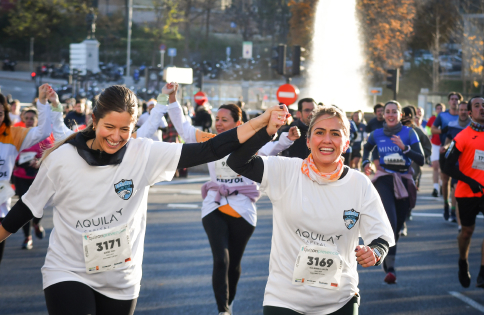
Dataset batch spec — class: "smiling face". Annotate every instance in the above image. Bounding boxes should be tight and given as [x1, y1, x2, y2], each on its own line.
[215, 108, 240, 134]
[384, 103, 402, 127]
[92, 111, 135, 154]
[306, 115, 350, 173]
[470, 97, 484, 124]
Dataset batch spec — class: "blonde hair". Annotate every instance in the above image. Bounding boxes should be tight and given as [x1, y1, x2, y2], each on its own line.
[41, 85, 138, 163]
[307, 105, 350, 138]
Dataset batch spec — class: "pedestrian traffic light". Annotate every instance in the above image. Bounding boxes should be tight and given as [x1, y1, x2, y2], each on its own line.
[272, 44, 286, 76]
[386, 68, 400, 100]
[195, 72, 203, 90]
[292, 46, 305, 76]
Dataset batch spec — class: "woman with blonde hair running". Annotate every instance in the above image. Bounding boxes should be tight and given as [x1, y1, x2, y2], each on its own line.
[227, 105, 394, 314]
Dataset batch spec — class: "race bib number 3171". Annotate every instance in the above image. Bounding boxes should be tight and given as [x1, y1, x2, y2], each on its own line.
[82, 224, 132, 274]
[292, 244, 343, 290]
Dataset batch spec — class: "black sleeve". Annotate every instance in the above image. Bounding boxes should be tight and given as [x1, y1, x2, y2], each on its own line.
[368, 237, 390, 267]
[226, 127, 273, 183]
[362, 132, 376, 166]
[404, 141, 425, 166]
[443, 141, 483, 193]
[1, 199, 35, 234]
[177, 127, 241, 169]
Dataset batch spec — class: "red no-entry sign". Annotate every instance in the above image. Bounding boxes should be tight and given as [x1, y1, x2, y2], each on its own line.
[276, 84, 299, 105]
[194, 91, 208, 106]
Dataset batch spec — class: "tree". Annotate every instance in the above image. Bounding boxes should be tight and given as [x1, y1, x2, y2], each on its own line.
[410, 0, 460, 91]
[140, 0, 183, 66]
[357, 0, 417, 79]
[225, 0, 258, 41]
[287, 0, 316, 49]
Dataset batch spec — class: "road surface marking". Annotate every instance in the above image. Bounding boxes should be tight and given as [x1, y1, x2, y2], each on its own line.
[412, 213, 484, 219]
[449, 291, 484, 313]
[155, 177, 210, 186]
[150, 188, 200, 195]
[167, 203, 200, 209]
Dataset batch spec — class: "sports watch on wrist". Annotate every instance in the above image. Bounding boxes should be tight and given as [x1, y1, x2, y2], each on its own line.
[372, 248, 382, 262]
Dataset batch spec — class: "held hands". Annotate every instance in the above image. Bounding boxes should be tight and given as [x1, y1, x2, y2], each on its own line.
[287, 126, 301, 141]
[391, 135, 405, 150]
[47, 89, 61, 110]
[251, 104, 290, 134]
[38, 84, 53, 105]
[355, 245, 377, 268]
[162, 82, 178, 95]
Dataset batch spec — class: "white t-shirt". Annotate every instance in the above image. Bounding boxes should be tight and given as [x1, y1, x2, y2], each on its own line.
[260, 156, 394, 314]
[136, 111, 168, 141]
[167, 101, 293, 226]
[22, 138, 182, 300]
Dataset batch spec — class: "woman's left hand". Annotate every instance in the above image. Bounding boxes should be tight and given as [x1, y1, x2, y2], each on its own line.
[355, 245, 377, 267]
[391, 135, 406, 150]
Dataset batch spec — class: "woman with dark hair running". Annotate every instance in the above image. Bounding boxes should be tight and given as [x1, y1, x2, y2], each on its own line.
[226, 105, 394, 315]
[167, 83, 299, 315]
[0, 84, 288, 315]
[362, 101, 425, 284]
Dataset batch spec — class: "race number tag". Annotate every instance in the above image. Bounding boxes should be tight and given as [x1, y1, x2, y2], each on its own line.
[82, 224, 132, 274]
[292, 244, 343, 290]
[472, 150, 484, 171]
[18, 152, 37, 165]
[215, 156, 242, 183]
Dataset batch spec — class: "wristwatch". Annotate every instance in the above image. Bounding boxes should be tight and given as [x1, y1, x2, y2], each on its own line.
[372, 248, 382, 262]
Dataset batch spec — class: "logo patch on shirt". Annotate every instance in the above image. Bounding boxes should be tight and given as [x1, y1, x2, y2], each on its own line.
[343, 209, 360, 230]
[114, 179, 134, 200]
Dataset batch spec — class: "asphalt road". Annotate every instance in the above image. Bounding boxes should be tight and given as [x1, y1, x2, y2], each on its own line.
[1, 168, 484, 315]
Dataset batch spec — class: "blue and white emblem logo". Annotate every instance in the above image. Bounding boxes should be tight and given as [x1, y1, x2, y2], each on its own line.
[343, 209, 360, 230]
[114, 179, 134, 200]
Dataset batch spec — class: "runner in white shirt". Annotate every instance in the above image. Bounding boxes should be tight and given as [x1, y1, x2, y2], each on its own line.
[0, 84, 289, 315]
[167, 85, 300, 315]
[227, 105, 395, 315]
[0, 84, 53, 267]
[135, 98, 167, 141]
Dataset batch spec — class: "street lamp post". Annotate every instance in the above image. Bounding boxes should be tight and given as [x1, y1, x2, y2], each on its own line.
[126, 0, 133, 78]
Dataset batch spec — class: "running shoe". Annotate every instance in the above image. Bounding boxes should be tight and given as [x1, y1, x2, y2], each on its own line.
[22, 238, 33, 250]
[384, 272, 397, 284]
[432, 188, 438, 197]
[444, 202, 450, 221]
[477, 274, 484, 289]
[33, 223, 45, 239]
[458, 259, 471, 288]
[400, 223, 407, 237]
[449, 212, 457, 223]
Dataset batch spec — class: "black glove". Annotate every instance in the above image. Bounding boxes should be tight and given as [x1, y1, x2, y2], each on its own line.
[441, 126, 449, 134]
[468, 179, 484, 194]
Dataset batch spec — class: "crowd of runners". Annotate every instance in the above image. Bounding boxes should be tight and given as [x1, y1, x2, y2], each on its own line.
[0, 82, 482, 314]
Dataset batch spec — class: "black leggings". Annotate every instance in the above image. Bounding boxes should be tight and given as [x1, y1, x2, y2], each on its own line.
[44, 281, 137, 315]
[263, 295, 359, 315]
[373, 176, 410, 257]
[14, 177, 41, 238]
[202, 209, 255, 313]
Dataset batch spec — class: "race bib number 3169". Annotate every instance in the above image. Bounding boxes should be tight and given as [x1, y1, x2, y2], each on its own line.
[82, 224, 132, 274]
[292, 244, 343, 290]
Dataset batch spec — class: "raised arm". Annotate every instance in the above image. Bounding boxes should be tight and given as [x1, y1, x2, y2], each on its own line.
[135, 102, 168, 139]
[47, 88, 73, 141]
[178, 106, 287, 170]
[19, 84, 53, 150]
[165, 84, 201, 143]
[258, 126, 300, 157]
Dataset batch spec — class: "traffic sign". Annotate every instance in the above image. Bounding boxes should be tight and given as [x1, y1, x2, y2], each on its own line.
[276, 84, 299, 105]
[194, 91, 208, 106]
[167, 48, 177, 57]
[368, 87, 382, 96]
[159, 44, 166, 52]
[242, 41, 252, 59]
